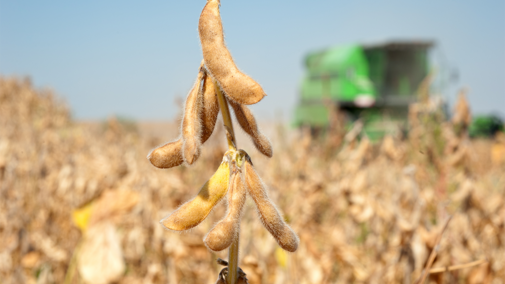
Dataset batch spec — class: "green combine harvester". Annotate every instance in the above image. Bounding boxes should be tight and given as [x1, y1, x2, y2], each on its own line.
[469, 115, 505, 138]
[294, 41, 433, 140]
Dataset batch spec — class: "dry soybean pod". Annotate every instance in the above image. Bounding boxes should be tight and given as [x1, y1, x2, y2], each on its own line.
[160, 156, 230, 231]
[199, 0, 266, 105]
[182, 63, 205, 165]
[204, 160, 246, 251]
[147, 139, 184, 169]
[243, 158, 299, 252]
[149, 69, 219, 169]
[229, 99, 273, 157]
[200, 71, 220, 143]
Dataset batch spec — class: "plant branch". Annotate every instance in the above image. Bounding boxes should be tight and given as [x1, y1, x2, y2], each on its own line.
[415, 216, 452, 284]
[428, 259, 487, 274]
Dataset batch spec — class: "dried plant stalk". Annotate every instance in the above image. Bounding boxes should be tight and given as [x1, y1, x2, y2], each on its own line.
[199, 0, 266, 105]
[160, 158, 230, 231]
[204, 161, 246, 251]
[182, 64, 205, 165]
[244, 158, 299, 252]
[201, 72, 220, 142]
[229, 100, 273, 157]
[147, 139, 184, 169]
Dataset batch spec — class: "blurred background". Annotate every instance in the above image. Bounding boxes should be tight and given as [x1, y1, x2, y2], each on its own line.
[1, 0, 504, 120]
[1, 0, 504, 283]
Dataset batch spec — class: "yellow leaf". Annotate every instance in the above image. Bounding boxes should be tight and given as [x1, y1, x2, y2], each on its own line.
[275, 247, 288, 269]
[72, 203, 93, 232]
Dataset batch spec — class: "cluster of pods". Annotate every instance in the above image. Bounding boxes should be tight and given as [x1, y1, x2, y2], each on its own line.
[160, 150, 298, 252]
[147, 0, 298, 253]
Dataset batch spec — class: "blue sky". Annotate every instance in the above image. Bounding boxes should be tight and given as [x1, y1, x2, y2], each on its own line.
[1, 0, 504, 121]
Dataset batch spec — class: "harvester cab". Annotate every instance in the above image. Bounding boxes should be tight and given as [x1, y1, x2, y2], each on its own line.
[294, 41, 434, 140]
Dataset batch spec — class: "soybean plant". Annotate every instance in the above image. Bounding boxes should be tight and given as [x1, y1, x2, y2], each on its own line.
[147, 1, 298, 283]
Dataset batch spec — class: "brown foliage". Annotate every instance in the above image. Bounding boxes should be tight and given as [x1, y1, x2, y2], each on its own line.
[1, 77, 504, 283]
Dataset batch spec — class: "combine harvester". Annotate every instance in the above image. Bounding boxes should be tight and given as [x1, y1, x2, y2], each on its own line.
[294, 40, 435, 140]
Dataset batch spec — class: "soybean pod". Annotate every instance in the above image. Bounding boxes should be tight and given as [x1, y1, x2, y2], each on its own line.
[243, 158, 299, 252]
[204, 159, 246, 251]
[199, 0, 266, 105]
[200, 72, 220, 143]
[147, 139, 184, 169]
[181, 64, 205, 165]
[229, 99, 273, 158]
[160, 157, 230, 231]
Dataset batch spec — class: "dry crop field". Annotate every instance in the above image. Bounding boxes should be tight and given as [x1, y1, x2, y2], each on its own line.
[0, 77, 504, 283]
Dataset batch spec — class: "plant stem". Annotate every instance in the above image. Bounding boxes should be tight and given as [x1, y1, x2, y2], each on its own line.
[213, 79, 239, 284]
[63, 240, 81, 284]
[415, 216, 452, 284]
[214, 81, 236, 150]
[428, 259, 486, 274]
[227, 227, 240, 284]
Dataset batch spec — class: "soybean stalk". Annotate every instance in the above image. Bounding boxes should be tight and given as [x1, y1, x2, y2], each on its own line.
[214, 79, 239, 284]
